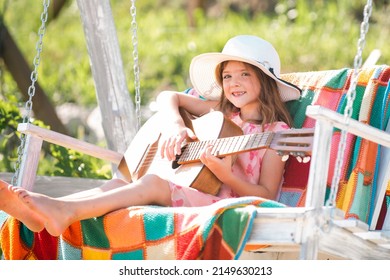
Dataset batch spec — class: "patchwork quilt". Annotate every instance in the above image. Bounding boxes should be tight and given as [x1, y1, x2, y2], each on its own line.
[280, 65, 390, 226]
[0, 197, 284, 260]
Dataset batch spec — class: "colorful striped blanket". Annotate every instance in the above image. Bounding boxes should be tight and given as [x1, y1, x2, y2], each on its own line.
[0, 197, 284, 260]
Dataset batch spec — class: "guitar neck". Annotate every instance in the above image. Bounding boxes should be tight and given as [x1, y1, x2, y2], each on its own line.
[177, 132, 274, 164]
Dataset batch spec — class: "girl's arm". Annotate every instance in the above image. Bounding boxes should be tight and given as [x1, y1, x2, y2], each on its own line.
[201, 147, 285, 200]
[156, 90, 218, 117]
[156, 90, 218, 161]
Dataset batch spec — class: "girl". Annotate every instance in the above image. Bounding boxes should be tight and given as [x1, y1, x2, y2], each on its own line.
[0, 35, 301, 236]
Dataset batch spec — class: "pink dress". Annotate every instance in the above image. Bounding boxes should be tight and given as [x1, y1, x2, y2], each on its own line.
[169, 112, 290, 207]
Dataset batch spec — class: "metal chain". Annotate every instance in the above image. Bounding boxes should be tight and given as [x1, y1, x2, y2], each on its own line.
[12, 0, 50, 186]
[130, 0, 141, 131]
[326, 0, 373, 208]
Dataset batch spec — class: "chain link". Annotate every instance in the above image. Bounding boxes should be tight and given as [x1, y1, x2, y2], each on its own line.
[12, 0, 50, 186]
[130, 0, 141, 131]
[326, 0, 373, 208]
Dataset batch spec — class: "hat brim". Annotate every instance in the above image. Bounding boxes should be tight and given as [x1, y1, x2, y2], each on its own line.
[189, 52, 301, 102]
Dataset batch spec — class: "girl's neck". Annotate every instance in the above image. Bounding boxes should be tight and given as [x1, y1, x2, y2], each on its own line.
[239, 108, 261, 123]
[238, 111, 262, 124]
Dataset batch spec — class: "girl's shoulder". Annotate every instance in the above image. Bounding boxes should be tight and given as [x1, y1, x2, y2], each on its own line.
[264, 121, 290, 132]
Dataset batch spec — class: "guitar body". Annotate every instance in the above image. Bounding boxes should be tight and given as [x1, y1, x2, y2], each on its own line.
[117, 109, 313, 195]
[118, 109, 243, 195]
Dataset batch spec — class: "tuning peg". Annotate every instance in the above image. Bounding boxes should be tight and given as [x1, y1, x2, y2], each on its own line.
[290, 152, 299, 157]
[281, 154, 289, 162]
[302, 156, 311, 163]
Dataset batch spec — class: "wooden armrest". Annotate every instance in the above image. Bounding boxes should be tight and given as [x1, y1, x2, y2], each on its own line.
[17, 123, 123, 164]
[306, 105, 390, 148]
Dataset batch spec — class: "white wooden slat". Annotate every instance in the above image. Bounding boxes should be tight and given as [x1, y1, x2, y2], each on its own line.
[306, 105, 390, 148]
[76, 0, 137, 154]
[17, 123, 123, 165]
[17, 135, 43, 190]
[370, 119, 390, 230]
[318, 225, 390, 259]
[1, 172, 106, 198]
[249, 207, 314, 245]
[332, 219, 370, 233]
[354, 231, 390, 245]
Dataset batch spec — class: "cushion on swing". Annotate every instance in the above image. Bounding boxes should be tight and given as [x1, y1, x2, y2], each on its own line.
[279, 65, 390, 228]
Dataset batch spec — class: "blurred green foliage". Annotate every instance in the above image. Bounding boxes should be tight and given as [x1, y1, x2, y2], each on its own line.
[0, 100, 111, 179]
[0, 0, 388, 178]
[0, 99, 21, 171]
[46, 145, 112, 179]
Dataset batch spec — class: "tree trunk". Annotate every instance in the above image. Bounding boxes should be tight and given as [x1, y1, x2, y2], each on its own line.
[51, 0, 69, 20]
[0, 24, 68, 135]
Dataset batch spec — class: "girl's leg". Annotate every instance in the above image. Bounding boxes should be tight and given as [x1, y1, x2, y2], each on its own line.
[61, 178, 129, 200]
[0, 179, 44, 232]
[0, 177, 131, 232]
[14, 174, 172, 236]
[0, 177, 129, 231]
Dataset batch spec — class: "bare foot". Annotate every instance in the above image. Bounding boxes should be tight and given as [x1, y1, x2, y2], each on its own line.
[0, 180, 45, 232]
[13, 187, 74, 237]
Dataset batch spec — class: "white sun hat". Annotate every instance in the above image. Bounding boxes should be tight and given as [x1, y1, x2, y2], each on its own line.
[189, 35, 301, 102]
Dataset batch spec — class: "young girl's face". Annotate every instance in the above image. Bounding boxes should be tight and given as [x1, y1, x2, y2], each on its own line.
[221, 61, 261, 119]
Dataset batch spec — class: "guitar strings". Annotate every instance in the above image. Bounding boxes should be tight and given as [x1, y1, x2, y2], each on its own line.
[135, 131, 274, 168]
[134, 129, 313, 169]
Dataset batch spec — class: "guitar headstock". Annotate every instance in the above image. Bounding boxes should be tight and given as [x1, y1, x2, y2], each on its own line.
[270, 128, 314, 163]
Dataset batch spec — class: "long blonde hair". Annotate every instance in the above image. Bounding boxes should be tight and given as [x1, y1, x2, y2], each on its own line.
[215, 61, 293, 128]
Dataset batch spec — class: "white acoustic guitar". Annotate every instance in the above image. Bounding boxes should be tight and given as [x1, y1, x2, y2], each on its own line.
[118, 108, 314, 195]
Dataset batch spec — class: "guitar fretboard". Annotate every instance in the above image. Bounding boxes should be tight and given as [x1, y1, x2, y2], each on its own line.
[178, 132, 274, 164]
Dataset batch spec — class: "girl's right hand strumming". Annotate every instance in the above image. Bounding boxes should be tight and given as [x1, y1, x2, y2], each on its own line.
[160, 125, 197, 161]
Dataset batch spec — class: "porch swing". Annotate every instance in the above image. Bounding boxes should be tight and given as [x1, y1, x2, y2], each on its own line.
[1, 0, 390, 260]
